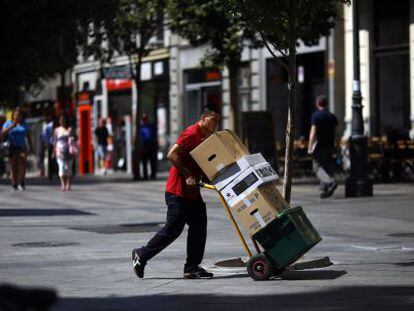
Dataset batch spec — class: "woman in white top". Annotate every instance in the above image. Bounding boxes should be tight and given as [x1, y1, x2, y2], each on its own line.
[53, 114, 75, 191]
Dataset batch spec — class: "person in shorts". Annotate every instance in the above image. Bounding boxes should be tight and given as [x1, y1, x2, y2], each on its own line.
[95, 118, 109, 174]
[1, 108, 33, 191]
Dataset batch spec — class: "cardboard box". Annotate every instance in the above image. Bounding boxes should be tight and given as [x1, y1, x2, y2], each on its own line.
[212, 153, 270, 190]
[220, 162, 278, 207]
[231, 182, 289, 236]
[190, 130, 249, 180]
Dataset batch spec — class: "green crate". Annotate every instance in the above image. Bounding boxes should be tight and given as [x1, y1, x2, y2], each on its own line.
[253, 206, 321, 269]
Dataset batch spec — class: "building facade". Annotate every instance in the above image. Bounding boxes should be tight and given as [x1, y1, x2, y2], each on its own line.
[67, 0, 414, 175]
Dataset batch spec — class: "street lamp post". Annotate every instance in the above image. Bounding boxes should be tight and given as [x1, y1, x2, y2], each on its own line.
[345, 0, 373, 197]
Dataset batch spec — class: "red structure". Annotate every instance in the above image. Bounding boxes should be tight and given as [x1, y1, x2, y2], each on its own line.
[77, 92, 94, 175]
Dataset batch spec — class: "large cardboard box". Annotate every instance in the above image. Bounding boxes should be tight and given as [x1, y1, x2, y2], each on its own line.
[212, 153, 271, 190]
[220, 162, 278, 207]
[190, 130, 249, 180]
[231, 182, 289, 236]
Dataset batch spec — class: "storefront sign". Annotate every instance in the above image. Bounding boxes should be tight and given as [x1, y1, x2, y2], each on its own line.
[103, 66, 131, 79]
[106, 79, 132, 92]
[205, 70, 221, 81]
[78, 92, 91, 105]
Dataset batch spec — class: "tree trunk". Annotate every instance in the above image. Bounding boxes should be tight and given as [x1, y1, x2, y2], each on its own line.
[132, 53, 143, 180]
[282, 0, 297, 204]
[60, 69, 66, 110]
[228, 65, 240, 135]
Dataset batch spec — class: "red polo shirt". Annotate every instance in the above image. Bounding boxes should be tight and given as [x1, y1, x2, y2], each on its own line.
[166, 122, 205, 200]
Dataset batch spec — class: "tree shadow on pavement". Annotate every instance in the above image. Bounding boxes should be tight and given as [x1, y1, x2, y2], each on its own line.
[139, 269, 346, 281]
[143, 273, 249, 281]
[55, 286, 414, 311]
[280, 269, 347, 280]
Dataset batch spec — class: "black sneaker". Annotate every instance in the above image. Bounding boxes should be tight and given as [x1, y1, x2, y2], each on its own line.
[183, 266, 214, 279]
[132, 249, 145, 278]
[326, 182, 337, 197]
[320, 182, 337, 199]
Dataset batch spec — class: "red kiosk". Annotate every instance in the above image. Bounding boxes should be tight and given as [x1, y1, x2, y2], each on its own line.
[76, 92, 94, 175]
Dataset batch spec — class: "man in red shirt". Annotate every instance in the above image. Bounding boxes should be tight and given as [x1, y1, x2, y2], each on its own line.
[132, 105, 220, 279]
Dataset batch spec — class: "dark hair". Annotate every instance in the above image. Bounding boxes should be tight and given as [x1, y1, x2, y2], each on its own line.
[201, 103, 221, 116]
[59, 113, 69, 125]
[12, 107, 24, 120]
[316, 95, 328, 108]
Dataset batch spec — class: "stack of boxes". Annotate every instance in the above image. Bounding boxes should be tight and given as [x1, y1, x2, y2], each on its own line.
[191, 130, 321, 269]
[190, 130, 286, 236]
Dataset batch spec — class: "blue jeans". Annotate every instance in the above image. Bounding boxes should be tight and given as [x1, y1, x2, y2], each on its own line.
[137, 192, 207, 273]
[97, 144, 107, 160]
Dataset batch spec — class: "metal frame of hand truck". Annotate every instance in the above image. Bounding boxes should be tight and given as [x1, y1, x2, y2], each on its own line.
[201, 183, 280, 280]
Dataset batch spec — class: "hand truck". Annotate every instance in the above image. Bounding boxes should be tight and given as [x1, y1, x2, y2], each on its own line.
[201, 183, 322, 281]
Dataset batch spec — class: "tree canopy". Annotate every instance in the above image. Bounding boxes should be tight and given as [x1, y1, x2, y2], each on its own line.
[84, 0, 165, 179]
[167, 0, 259, 68]
[167, 0, 262, 133]
[229, 0, 350, 202]
[231, 0, 350, 57]
[0, 0, 118, 103]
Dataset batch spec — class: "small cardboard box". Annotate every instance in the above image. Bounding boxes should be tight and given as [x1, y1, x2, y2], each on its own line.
[220, 162, 278, 207]
[212, 153, 269, 190]
[190, 130, 249, 180]
[231, 183, 289, 236]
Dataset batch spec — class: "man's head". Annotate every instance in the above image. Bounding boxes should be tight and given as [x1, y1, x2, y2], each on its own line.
[316, 95, 328, 110]
[199, 104, 221, 136]
[141, 113, 148, 125]
[12, 108, 23, 123]
[98, 118, 106, 127]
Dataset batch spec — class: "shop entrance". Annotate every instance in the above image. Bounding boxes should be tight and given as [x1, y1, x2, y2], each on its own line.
[267, 51, 326, 143]
[108, 90, 132, 171]
[184, 69, 222, 127]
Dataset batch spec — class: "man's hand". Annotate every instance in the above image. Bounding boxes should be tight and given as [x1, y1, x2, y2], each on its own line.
[185, 176, 197, 188]
[308, 125, 317, 155]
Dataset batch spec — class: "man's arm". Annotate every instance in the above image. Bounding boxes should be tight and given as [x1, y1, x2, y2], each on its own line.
[308, 125, 317, 154]
[52, 129, 57, 158]
[167, 143, 196, 187]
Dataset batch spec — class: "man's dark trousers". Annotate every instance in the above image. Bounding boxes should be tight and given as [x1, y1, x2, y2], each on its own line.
[313, 148, 335, 193]
[47, 145, 57, 180]
[137, 192, 207, 273]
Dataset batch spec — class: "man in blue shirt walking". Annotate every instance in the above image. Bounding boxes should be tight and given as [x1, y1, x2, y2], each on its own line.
[139, 113, 157, 180]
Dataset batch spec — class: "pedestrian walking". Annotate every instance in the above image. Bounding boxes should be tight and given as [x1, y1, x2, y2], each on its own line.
[132, 104, 220, 279]
[139, 113, 157, 180]
[1, 108, 33, 191]
[95, 118, 109, 175]
[308, 95, 338, 198]
[53, 114, 75, 191]
[42, 113, 57, 180]
[0, 115, 7, 177]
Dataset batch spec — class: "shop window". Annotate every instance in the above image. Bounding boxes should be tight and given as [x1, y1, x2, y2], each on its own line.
[374, 0, 409, 47]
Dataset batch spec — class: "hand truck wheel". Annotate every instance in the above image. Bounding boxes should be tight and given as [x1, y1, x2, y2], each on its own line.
[247, 254, 273, 281]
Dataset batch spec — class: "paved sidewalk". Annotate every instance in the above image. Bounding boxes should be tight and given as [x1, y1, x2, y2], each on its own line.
[0, 176, 413, 310]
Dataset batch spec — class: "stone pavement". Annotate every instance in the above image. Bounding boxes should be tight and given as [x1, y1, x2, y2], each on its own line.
[0, 175, 413, 310]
